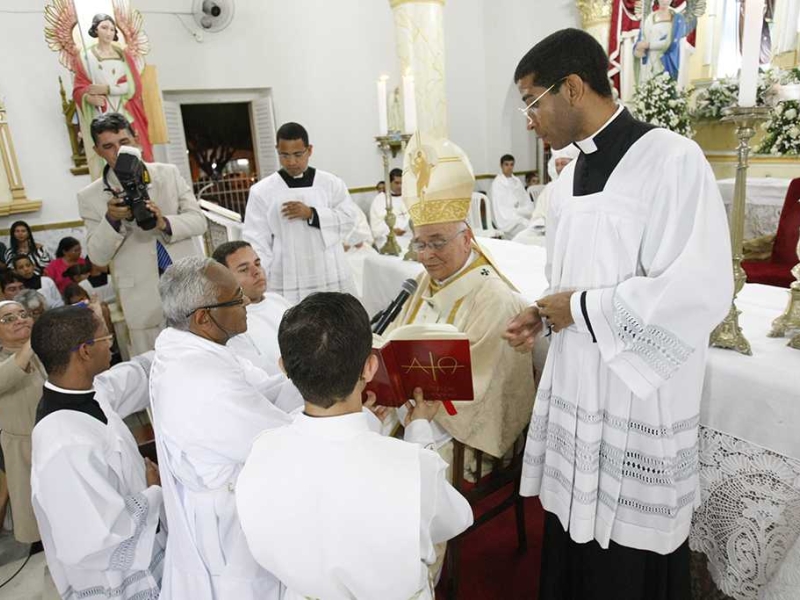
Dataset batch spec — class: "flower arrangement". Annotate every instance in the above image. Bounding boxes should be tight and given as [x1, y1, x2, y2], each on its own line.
[632, 72, 694, 138]
[692, 79, 738, 120]
[757, 67, 800, 156]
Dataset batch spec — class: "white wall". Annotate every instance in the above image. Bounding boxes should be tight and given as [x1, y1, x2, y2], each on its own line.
[0, 0, 580, 231]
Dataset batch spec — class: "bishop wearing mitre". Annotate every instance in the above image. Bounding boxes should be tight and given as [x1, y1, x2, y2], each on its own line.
[385, 133, 536, 468]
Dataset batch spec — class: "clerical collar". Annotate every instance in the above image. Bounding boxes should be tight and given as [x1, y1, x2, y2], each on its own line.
[279, 167, 317, 188]
[44, 380, 94, 395]
[37, 380, 107, 425]
[574, 104, 624, 155]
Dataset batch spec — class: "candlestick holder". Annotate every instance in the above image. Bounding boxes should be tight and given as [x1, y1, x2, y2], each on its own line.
[375, 133, 411, 257]
[710, 105, 771, 355]
[768, 245, 800, 349]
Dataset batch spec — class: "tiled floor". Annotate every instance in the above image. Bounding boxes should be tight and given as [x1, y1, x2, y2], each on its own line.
[0, 530, 53, 600]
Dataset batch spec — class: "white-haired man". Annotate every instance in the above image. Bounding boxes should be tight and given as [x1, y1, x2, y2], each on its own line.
[149, 256, 302, 600]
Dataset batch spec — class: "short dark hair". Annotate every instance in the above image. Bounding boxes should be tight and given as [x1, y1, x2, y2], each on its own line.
[88, 13, 118, 40]
[276, 122, 309, 146]
[63, 264, 91, 280]
[211, 241, 253, 268]
[1, 271, 24, 292]
[63, 283, 90, 305]
[500, 154, 515, 164]
[514, 28, 613, 99]
[278, 292, 372, 409]
[90, 112, 136, 145]
[55, 237, 81, 259]
[389, 168, 403, 182]
[31, 306, 99, 375]
[12, 255, 33, 268]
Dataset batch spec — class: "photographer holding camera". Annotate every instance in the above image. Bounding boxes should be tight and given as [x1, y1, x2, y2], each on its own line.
[78, 113, 207, 356]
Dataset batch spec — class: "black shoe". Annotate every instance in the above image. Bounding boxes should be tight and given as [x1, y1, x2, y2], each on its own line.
[29, 541, 44, 556]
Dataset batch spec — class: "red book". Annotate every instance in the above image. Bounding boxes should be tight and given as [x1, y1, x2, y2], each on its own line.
[365, 324, 474, 408]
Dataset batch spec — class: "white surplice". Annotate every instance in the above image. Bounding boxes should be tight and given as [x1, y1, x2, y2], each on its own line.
[369, 192, 412, 251]
[345, 204, 374, 248]
[31, 355, 166, 600]
[520, 126, 733, 554]
[227, 293, 292, 376]
[150, 328, 302, 600]
[237, 412, 473, 600]
[243, 169, 357, 303]
[490, 174, 533, 238]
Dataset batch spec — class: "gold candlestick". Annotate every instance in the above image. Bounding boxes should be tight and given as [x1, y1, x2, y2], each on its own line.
[768, 242, 800, 349]
[375, 133, 411, 257]
[710, 105, 771, 355]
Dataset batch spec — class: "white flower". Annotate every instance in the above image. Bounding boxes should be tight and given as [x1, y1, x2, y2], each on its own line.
[790, 127, 800, 138]
[775, 104, 784, 116]
[784, 108, 797, 120]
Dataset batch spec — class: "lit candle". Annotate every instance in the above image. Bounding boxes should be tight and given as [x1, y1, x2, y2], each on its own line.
[402, 71, 417, 133]
[377, 75, 389, 135]
[738, 0, 765, 107]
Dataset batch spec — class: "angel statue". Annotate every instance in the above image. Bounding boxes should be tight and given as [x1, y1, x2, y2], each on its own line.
[45, 0, 152, 178]
[633, 0, 706, 86]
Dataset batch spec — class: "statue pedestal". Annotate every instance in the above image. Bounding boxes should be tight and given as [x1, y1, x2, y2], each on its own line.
[0, 101, 41, 218]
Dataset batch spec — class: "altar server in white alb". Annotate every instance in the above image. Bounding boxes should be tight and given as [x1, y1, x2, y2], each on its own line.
[237, 292, 473, 600]
[243, 122, 357, 303]
[150, 257, 302, 600]
[505, 29, 732, 599]
[213, 241, 291, 376]
[490, 153, 533, 239]
[30, 305, 166, 600]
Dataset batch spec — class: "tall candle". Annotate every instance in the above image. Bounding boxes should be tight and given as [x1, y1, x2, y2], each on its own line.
[377, 75, 389, 135]
[402, 72, 417, 133]
[738, 0, 765, 107]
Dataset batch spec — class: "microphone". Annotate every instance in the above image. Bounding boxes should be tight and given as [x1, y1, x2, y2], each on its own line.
[372, 278, 418, 335]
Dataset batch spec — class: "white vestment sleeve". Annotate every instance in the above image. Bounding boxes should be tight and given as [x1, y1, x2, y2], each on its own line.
[573, 144, 733, 399]
[403, 419, 436, 450]
[36, 445, 161, 571]
[242, 186, 276, 271]
[369, 194, 389, 244]
[315, 178, 357, 249]
[94, 352, 154, 419]
[239, 357, 304, 413]
[41, 277, 64, 308]
[419, 451, 473, 548]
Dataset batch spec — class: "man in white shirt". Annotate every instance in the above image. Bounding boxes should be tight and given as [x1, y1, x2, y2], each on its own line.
[150, 256, 302, 600]
[369, 167, 412, 252]
[237, 292, 473, 600]
[243, 122, 357, 303]
[12, 255, 64, 308]
[212, 241, 291, 376]
[505, 28, 732, 599]
[30, 305, 166, 599]
[490, 154, 533, 239]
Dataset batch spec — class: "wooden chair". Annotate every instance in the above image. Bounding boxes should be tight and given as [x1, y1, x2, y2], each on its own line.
[443, 431, 529, 600]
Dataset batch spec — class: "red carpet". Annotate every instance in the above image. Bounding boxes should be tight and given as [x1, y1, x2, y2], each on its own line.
[436, 486, 545, 599]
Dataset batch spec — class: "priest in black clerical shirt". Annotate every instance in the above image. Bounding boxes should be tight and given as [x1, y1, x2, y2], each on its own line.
[504, 28, 732, 600]
[29, 305, 167, 600]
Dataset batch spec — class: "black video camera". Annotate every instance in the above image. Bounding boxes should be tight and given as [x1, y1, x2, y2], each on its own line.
[112, 146, 158, 231]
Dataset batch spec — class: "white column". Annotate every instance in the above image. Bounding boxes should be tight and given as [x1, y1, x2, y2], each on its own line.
[389, 0, 448, 138]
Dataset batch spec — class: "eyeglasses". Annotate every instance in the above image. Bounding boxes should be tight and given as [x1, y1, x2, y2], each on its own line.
[410, 230, 467, 253]
[71, 333, 115, 352]
[0, 311, 31, 324]
[186, 287, 245, 318]
[278, 148, 309, 160]
[518, 77, 567, 125]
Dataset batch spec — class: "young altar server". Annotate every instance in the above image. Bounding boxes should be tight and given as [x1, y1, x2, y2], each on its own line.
[237, 292, 473, 600]
[490, 153, 533, 238]
[150, 257, 302, 600]
[243, 122, 357, 303]
[29, 305, 166, 599]
[505, 29, 733, 599]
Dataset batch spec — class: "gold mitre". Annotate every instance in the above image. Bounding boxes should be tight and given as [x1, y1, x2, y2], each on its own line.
[402, 132, 474, 227]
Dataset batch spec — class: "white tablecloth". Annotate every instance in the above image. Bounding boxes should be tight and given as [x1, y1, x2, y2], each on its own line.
[717, 178, 792, 239]
[361, 239, 800, 599]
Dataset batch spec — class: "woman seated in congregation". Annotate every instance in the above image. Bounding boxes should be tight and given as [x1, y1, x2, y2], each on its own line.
[4, 221, 53, 273]
[44, 237, 87, 295]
